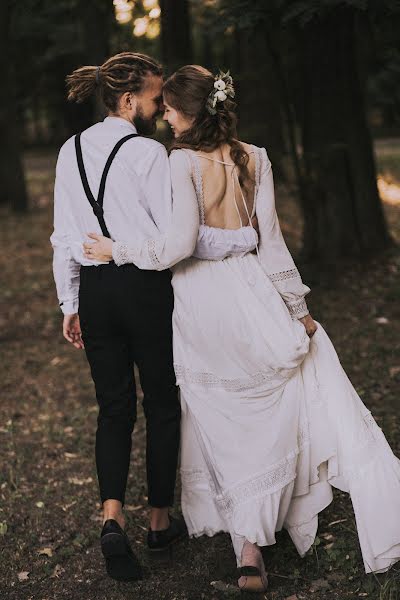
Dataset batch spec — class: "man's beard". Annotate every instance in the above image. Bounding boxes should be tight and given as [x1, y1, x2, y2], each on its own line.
[133, 104, 157, 136]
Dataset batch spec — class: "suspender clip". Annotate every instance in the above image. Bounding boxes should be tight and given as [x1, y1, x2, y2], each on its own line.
[92, 203, 104, 218]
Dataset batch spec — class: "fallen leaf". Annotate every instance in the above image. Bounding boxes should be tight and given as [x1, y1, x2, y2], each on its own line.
[125, 504, 144, 512]
[51, 564, 64, 578]
[38, 414, 50, 421]
[375, 317, 389, 324]
[61, 500, 77, 512]
[0, 521, 7, 536]
[68, 477, 93, 486]
[38, 547, 53, 557]
[18, 571, 29, 582]
[50, 357, 61, 366]
[35, 501, 44, 508]
[324, 542, 334, 550]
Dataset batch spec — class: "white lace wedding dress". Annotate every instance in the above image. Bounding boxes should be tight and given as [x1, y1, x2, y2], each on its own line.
[112, 144, 400, 574]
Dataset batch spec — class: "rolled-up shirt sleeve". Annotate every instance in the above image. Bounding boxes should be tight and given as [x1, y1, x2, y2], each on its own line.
[50, 155, 81, 315]
[256, 147, 310, 319]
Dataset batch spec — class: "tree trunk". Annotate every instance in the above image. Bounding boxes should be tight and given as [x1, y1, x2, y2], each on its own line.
[57, 0, 113, 140]
[0, 0, 28, 211]
[236, 25, 287, 180]
[159, 0, 193, 74]
[300, 6, 391, 261]
[80, 0, 113, 121]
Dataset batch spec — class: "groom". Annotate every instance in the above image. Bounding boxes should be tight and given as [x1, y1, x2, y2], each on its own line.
[51, 52, 187, 582]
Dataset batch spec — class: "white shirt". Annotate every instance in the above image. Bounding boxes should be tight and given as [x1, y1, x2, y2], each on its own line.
[50, 116, 174, 314]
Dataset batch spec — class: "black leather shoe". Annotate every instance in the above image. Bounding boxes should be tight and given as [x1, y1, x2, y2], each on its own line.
[147, 514, 188, 552]
[101, 519, 143, 582]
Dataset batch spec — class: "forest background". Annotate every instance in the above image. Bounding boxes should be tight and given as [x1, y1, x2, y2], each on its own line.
[1, 1, 400, 599]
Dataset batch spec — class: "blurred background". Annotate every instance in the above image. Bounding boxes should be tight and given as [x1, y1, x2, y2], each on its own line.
[2, 0, 400, 260]
[1, 2, 400, 599]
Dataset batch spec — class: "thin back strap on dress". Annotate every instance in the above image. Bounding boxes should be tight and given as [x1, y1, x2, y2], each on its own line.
[193, 151, 256, 229]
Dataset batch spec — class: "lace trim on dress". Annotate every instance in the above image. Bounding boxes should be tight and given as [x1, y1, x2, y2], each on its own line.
[181, 422, 310, 515]
[268, 268, 300, 283]
[287, 298, 308, 317]
[187, 151, 206, 225]
[216, 452, 298, 514]
[174, 363, 297, 392]
[254, 146, 262, 194]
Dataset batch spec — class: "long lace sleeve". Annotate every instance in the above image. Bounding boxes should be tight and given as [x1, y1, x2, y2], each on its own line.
[256, 147, 310, 319]
[112, 149, 200, 270]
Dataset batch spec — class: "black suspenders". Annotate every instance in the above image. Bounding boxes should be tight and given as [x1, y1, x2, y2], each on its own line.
[74, 132, 139, 239]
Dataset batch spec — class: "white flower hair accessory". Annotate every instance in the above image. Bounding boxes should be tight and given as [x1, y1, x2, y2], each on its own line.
[206, 70, 235, 115]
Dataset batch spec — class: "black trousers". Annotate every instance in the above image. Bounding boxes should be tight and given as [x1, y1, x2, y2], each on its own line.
[78, 262, 180, 507]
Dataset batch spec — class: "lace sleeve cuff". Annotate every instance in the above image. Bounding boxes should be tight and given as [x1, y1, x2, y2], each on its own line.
[111, 239, 166, 270]
[112, 242, 131, 266]
[147, 239, 165, 270]
[286, 298, 309, 319]
[268, 267, 300, 283]
[267, 268, 310, 319]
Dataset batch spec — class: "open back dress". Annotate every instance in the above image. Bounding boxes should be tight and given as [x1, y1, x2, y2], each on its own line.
[113, 144, 400, 574]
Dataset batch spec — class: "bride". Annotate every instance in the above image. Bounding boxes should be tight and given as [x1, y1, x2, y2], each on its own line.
[83, 65, 400, 593]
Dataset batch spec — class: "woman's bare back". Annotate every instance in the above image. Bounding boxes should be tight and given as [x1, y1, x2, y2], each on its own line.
[193, 142, 256, 229]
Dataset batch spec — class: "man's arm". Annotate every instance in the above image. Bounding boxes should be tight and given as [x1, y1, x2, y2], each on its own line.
[50, 156, 83, 348]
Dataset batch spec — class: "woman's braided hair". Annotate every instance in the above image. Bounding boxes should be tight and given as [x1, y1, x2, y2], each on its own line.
[66, 52, 162, 112]
[163, 65, 251, 186]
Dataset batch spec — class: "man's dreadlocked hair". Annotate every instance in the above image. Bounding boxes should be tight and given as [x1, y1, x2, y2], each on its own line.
[66, 52, 162, 111]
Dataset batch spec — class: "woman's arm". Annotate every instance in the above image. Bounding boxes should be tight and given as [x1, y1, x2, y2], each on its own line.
[256, 147, 311, 320]
[83, 149, 260, 268]
[84, 150, 200, 270]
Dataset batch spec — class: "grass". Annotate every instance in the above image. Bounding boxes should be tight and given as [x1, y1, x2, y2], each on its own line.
[0, 141, 399, 599]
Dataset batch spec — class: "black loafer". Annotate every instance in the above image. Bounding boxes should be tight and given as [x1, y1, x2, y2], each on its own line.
[147, 514, 188, 552]
[101, 519, 143, 582]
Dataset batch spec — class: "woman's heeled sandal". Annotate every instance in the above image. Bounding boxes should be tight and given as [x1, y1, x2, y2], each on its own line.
[238, 565, 268, 593]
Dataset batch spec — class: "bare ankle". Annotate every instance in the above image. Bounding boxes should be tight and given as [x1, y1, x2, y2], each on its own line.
[102, 499, 125, 528]
[241, 539, 262, 566]
[149, 507, 170, 531]
[103, 512, 125, 527]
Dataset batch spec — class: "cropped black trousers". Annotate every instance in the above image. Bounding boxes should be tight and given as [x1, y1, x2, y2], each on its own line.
[78, 261, 180, 507]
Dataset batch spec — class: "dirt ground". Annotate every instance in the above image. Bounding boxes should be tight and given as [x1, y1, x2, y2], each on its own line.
[0, 147, 399, 600]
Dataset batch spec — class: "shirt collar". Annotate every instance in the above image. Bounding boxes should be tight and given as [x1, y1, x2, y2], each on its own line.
[103, 116, 138, 134]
